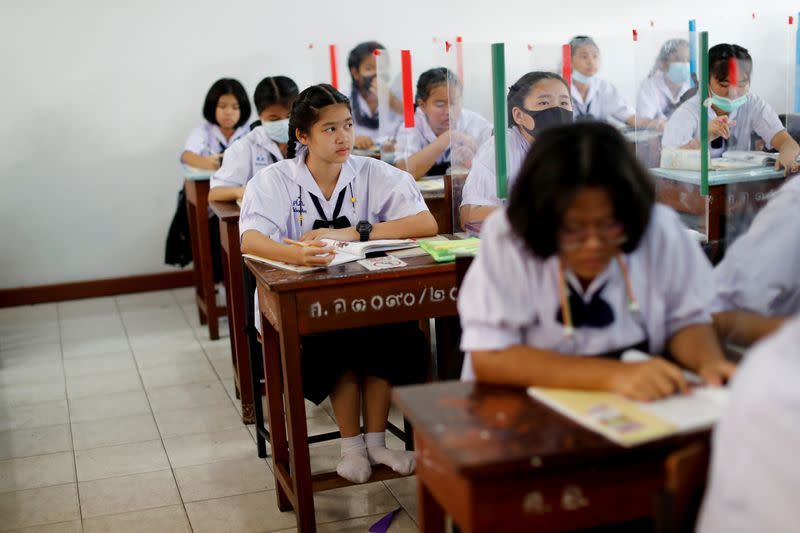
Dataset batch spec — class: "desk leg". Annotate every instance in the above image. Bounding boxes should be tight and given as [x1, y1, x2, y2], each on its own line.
[434, 316, 463, 381]
[419, 477, 446, 533]
[261, 313, 291, 511]
[279, 294, 316, 532]
[196, 211, 219, 341]
[184, 186, 205, 326]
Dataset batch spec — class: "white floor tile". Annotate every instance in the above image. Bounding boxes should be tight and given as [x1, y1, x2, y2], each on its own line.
[0, 362, 64, 387]
[4, 520, 83, 532]
[184, 490, 297, 533]
[384, 476, 418, 523]
[0, 425, 72, 461]
[81, 504, 191, 533]
[0, 382, 66, 406]
[0, 452, 75, 494]
[74, 440, 169, 482]
[313, 482, 400, 524]
[62, 352, 137, 378]
[78, 469, 181, 518]
[173, 456, 274, 503]
[0, 483, 79, 530]
[154, 402, 242, 438]
[65, 370, 142, 399]
[163, 427, 255, 469]
[317, 509, 417, 532]
[146, 381, 231, 413]
[61, 338, 131, 360]
[138, 360, 217, 389]
[71, 414, 159, 451]
[0, 400, 69, 432]
[68, 390, 151, 423]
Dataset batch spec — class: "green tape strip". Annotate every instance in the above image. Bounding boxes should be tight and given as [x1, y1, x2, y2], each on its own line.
[491, 43, 508, 199]
[700, 31, 709, 196]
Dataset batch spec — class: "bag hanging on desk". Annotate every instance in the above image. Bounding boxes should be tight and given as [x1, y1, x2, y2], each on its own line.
[164, 186, 193, 267]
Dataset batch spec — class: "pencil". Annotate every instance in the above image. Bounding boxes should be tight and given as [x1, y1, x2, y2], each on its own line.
[283, 238, 337, 253]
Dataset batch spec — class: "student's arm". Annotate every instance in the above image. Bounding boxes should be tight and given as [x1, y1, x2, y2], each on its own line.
[713, 310, 787, 346]
[299, 211, 437, 242]
[241, 230, 335, 266]
[181, 150, 221, 170]
[472, 347, 688, 402]
[396, 133, 450, 179]
[770, 130, 800, 175]
[208, 186, 244, 202]
[667, 324, 736, 385]
[460, 205, 498, 226]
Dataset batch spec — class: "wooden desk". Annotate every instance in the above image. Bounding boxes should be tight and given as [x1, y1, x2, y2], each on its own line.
[184, 175, 226, 340]
[420, 177, 450, 234]
[394, 381, 710, 533]
[246, 255, 459, 532]
[209, 200, 253, 423]
[650, 167, 785, 242]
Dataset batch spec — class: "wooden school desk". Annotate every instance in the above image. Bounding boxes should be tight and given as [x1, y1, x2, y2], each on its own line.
[184, 169, 226, 340]
[650, 166, 785, 242]
[394, 381, 711, 533]
[419, 176, 450, 234]
[246, 254, 460, 532]
[209, 200, 253, 423]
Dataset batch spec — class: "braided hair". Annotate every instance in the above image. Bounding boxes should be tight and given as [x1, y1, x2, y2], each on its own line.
[286, 84, 352, 159]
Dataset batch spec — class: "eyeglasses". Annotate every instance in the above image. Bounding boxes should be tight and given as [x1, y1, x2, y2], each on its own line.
[558, 222, 627, 252]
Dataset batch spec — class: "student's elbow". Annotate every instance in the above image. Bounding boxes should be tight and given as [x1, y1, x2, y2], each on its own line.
[471, 350, 501, 384]
[180, 151, 193, 164]
[419, 210, 438, 235]
[207, 187, 224, 202]
[240, 231, 258, 255]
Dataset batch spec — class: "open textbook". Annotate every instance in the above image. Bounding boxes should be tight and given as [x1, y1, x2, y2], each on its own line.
[526, 350, 729, 447]
[243, 238, 416, 273]
[660, 148, 785, 171]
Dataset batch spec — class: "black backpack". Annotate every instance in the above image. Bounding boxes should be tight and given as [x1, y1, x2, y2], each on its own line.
[164, 186, 192, 267]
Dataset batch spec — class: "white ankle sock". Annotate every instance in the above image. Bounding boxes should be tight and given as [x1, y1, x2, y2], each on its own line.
[365, 432, 415, 475]
[337, 435, 371, 483]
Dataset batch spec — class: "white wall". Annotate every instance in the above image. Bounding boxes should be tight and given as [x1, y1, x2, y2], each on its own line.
[1, 0, 797, 288]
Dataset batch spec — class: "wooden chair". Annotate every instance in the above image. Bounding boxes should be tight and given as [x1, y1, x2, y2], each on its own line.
[654, 440, 711, 533]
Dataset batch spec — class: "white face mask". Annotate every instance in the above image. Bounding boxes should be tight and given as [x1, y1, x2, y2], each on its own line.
[262, 118, 290, 143]
[571, 70, 596, 85]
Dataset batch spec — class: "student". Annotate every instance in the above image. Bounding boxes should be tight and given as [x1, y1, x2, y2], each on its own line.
[710, 175, 800, 345]
[239, 84, 437, 483]
[570, 36, 652, 128]
[697, 316, 800, 533]
[395, 67, 492, 179]
[662, 43, 800, 173]
[347, 41, 401, 150]
[181, 78, 251, 170]
[636, 38, 693, 124]
[460, 71, 573, 226]
[209, 76, 298, 202]
[458, 122, 735, 400]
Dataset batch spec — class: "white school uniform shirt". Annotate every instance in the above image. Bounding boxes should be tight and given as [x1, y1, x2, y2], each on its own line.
[711, 175, 800, 316]
[571, 78, 635, 123]
[395, 108, 492, 167]
[662, 93, 784, 157]
[458, 205, 714, 380]
[210, 126, 283, 190]
[636, 71, 692, 121]
[697, 315, 800, 533]
[460, 127, 530, 208]
[352, 92, 403, 143]
[240, 149, 429, 328]
[183, 122, 249, 156]
[353, 91, 380, 140]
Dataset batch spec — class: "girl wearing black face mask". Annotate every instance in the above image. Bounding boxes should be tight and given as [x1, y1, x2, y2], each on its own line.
[347, 41, 402, 151]
[460, 72, 574, 226]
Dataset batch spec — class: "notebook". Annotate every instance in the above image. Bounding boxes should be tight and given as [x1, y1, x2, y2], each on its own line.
[243, 238, 417, 273]
[417, 238, 480, 262]
[386, 235, 449, 259]
[526, 350, 729, 447]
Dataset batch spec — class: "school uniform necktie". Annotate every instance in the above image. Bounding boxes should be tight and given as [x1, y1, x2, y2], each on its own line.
[309, 188, 351, 230]
[555, 282, 615, 328]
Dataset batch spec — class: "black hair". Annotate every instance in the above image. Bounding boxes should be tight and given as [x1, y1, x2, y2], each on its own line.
[507, 71, 570, 124]
[347, 41, 385, 79]
[286, 84, 351, 159]
[708, 43, 752, 83]
[569, 35, 599, 56]
[507, 122, 655, 258]
[415, 67, 461, 103]
[253, 76, 299, 114]
[202, 78, 250, 128]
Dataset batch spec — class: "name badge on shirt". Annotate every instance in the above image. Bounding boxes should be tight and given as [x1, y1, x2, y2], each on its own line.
[255, 155, 268, 166]
[292, 197, 306, 215]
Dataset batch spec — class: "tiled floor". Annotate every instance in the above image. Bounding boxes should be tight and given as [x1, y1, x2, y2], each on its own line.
[0, 288, 418, 532]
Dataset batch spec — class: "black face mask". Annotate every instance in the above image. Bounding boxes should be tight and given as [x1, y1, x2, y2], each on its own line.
[518, 106, 574, 137]
[359, 75, 376, 93]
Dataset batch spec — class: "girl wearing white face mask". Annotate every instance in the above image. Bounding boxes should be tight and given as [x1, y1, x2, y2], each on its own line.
[663, 43, 800, 174]
[636, 39, 694, 130]
[569, 35, 658, 129]
[209, 76, 299, 202]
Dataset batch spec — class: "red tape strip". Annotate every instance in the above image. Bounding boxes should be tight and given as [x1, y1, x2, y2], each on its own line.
[562, 44, 572, 87]
[728, 57, 738, 86]
[401, 50, 414, 128]
[329, 44, 338, 89]
[456, 36, 464, 84]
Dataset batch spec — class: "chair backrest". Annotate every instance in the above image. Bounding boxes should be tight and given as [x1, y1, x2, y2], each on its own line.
[654, 440, 711, 533]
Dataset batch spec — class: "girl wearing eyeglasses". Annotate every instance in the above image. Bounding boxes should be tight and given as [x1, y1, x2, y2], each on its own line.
[458, 122, 735, 401]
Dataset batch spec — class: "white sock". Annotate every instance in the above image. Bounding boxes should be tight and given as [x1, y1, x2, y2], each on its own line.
[365, 432, 415, 475]
[337, 435, 371, 484]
